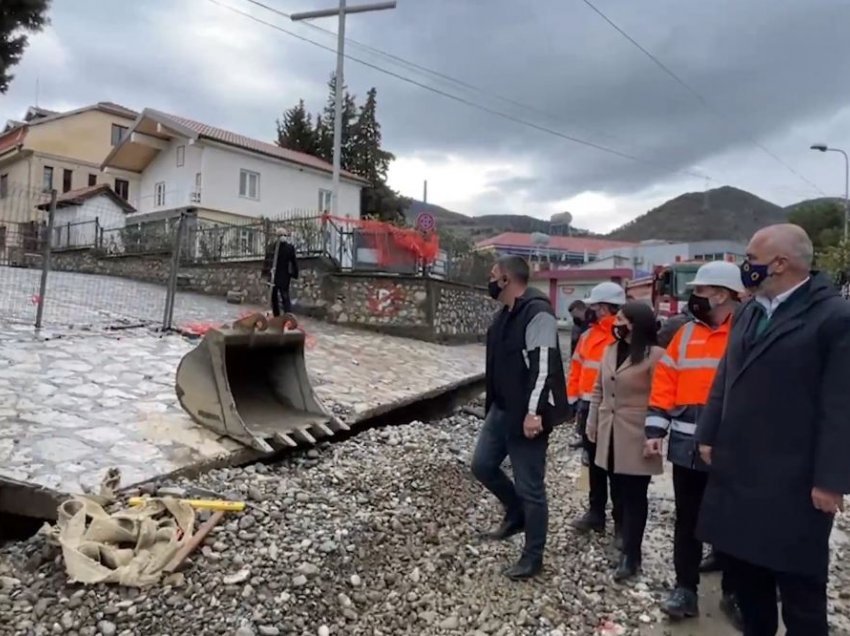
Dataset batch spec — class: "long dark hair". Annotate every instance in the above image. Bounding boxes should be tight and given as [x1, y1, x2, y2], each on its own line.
[620, 301, 658, 365]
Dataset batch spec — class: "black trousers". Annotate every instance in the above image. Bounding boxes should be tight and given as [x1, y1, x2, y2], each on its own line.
[578, 403, 614, 524]
[725, 555, 828, 636]
[471, 407, 549, 563]
[609, 473, 650, 560]
[270, 284, 292, 316]
[672, 464, 733, 593]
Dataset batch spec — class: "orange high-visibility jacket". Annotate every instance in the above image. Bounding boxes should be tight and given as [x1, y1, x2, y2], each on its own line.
[567, 315, 616, 403]
[646, 316, 731, 468]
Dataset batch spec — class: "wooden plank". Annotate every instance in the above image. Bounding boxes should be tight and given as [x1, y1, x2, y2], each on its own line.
[165, 510, 226, 573]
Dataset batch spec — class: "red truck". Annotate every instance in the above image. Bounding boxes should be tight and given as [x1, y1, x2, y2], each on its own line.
[626, 262, 702, 320]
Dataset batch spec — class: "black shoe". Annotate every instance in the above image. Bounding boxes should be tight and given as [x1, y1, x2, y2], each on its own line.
[699, 551, 721, 573]
[613, 554, 641, 582]
[503, 558, 542, 581]
[570, 511, 605, 534]
[660, 587, 699, 619]
[581, 449, 590, 466]
[482, 518, 524, 541]
[720, 594, 744, 632]
[569, 435, 584, 449]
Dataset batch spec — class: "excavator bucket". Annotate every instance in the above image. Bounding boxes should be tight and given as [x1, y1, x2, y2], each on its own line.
[175, 312, 348, 453]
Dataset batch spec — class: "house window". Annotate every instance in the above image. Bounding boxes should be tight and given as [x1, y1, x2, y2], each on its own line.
[154, 182, 166, 207]
[0, 174, 7, 199]
[318, 188, 332, 213]
[239, 169, 260, 200]
[114, 179, 129, 201]
[42, 166, 54, 191]
[176, 145, 185, 167]
[190, 172, 202, 203]
[88, 174, 97, 187]
[62, 169, 73, 193]
[111, 124, 128, 146]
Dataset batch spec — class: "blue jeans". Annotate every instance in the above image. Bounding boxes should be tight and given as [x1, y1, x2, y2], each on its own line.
[471, 406, 549, 563]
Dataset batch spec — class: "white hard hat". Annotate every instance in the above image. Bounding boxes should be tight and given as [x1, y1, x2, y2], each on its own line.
[586, 281, 627, 306]
[687, 261, 745, 294]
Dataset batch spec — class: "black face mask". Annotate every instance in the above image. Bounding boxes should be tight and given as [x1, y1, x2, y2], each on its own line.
[585, 309, 598, 324]
[613, 324, 629, 341]
[487, 280, 503, 300]
[687, 293, 712, 323]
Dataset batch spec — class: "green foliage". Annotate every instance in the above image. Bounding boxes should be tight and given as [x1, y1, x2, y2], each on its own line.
[276, 75, 408, 223]
[0, 0, 50, 94]
[276, 100, 317, 155]
[788, 202, 844, 252]
[817, 239, 850, 283]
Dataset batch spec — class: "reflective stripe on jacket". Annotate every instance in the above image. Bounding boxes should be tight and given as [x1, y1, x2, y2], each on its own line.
[646, 316, 731, 470]
[567, 315, 616, 403]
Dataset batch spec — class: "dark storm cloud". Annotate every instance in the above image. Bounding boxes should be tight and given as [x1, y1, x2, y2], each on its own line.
[4, 0, 850, 214]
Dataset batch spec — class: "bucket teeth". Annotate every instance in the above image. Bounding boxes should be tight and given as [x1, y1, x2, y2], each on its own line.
[314, 422, 334, 437]
[295, 428, 317, 444]
[274, 432, 298, 448]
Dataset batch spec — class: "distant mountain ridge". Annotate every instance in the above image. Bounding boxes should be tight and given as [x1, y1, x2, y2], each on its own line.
[407, 185, 821, 244]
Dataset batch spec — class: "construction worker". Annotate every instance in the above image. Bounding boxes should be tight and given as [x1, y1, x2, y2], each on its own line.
[644, 261, 743, 628]
[568, 281, 626, 537]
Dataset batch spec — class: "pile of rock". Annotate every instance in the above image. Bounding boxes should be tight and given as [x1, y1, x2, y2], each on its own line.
[1, 409, 848, 635]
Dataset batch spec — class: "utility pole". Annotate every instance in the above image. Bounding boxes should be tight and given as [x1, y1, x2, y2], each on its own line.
[810, 144, 850, 243]
[423, 179, 428, 203]
[291, 1, 396, 218]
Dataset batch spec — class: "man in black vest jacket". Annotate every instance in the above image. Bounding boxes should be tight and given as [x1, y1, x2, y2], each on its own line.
[472, 255, 569, 580]
[696, 224, 850, 635]
[261, 227, 299, 316]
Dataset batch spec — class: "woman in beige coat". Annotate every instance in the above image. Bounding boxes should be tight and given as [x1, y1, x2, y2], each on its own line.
[587, 301, 664, 582]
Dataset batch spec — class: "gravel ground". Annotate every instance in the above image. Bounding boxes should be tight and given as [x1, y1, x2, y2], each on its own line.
[1, 408, 848, 636]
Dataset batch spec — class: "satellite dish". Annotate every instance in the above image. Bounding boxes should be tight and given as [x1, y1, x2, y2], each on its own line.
[530, 232, 550, 245]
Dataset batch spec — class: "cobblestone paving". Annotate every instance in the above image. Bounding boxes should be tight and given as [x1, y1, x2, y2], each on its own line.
[0, 270, 487, 497]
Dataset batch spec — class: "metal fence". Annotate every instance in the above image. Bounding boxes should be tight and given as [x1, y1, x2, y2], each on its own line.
[0, 177, 488, 333]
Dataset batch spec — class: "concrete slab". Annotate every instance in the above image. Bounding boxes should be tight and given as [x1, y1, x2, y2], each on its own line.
[0, 301, 488, 517]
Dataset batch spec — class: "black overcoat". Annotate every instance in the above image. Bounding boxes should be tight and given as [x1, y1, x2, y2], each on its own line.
[696, 272, 850, 579]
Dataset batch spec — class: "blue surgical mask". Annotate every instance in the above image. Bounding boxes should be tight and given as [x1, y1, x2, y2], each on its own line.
[740, 259, 773, 289]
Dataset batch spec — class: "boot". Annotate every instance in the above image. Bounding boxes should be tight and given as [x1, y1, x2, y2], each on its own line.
[570, 510, 605, 533]
[719, 594, 744, 632]
[503, 557, 543, 581]
[613, 554, 641, 582]
[660, 587, 699, 619]
[482, 516, 524, 541]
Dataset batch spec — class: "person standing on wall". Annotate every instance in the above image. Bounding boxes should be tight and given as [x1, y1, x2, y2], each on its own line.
[568, 281, 626, 538]
[472, 255, 569, 580]
[262, 226, 299, 316]
[696, 224, 850, 636]
[586, 301, 664, 582]
[644, 261, 744, 628]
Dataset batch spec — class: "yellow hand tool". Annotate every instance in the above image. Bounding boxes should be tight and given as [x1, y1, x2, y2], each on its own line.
[128, 497, 246, 513]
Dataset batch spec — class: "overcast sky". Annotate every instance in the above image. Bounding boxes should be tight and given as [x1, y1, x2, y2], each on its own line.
[4, 0, 850, 232]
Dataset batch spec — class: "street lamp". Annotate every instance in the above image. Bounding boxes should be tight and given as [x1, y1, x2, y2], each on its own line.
[291, 1, 397, 218]
[810, 143, 850, 242]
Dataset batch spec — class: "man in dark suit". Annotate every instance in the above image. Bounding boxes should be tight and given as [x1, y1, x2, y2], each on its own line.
[262, 227, 299, 316]
[696, 224, 850, 635]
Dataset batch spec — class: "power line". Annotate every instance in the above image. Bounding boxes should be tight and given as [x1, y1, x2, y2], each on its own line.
[243, 0, 634, 152]
[205, 0, 717, 183]
[580, 0, 826, 197]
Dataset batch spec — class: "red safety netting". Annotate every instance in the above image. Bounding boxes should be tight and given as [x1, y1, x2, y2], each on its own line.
[323, 214, 439, 267]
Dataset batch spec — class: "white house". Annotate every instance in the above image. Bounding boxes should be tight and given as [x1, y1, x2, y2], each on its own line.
[38, 184, 135, 250]
[100, 108, 367, 227]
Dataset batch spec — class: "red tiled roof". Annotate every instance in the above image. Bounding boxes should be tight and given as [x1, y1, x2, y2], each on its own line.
[149, 110, 367, 183]
[477, 232, 634, 253]
[0, 125, 26, 154]
[532, 267, 634, 281]
[39, 184, 136, 213]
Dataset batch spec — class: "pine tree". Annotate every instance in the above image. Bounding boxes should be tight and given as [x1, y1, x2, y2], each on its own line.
[1, 0, 50, 94]
[319, 73, 357, 170]
[350, 87, 395, 184]
[276, 100, 317, 154]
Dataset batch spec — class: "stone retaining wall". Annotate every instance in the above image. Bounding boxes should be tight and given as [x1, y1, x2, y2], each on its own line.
[48, 249, 496, 342]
